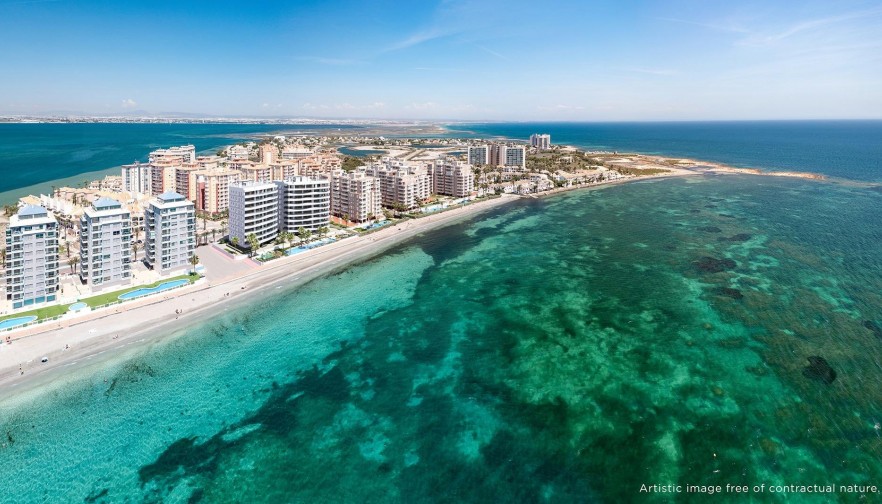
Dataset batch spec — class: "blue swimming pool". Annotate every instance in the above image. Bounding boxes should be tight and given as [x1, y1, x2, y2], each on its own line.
[0, 315, 37, 330]
[118, 279, 190, 301]
[285, 238, 336, 256]
[68, 302, 88, 312]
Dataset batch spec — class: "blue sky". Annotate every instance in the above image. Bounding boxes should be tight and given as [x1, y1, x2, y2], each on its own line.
[1, 0, 881, 120]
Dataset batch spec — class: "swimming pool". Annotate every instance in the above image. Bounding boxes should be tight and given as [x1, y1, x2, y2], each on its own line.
[118, 279, 190, 301]
[285, 238, 336, 256]
[68, 302, 88, 312]
[0, 315, 37, 330]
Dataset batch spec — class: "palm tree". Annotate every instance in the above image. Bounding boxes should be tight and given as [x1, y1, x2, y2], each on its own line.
[246, 233, 259, 256]
[231, 236, 239, 249]
[211, 228, 217, 243]
[132, 241, 140, 261]
[220, 220, 228, 237]
[68, 256, 79, 274]
[317, 226, 329, 240]
[0, 247, 6, 267]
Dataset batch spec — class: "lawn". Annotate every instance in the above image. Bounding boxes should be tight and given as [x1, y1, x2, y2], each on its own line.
[78, 274, 195, 308]
[0, 302, 72, 324]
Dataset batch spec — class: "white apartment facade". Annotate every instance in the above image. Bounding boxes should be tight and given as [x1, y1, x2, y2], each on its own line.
[330, 170, 382, 223]
[149, 145, 196, 164]
[530, 134, 551, 150]
[276, 176, 331, 233]
[431, 158, 475, 198]
[121, 162, 152, 195]
[79, 198, 132, 289]
[364, 164, 431, 210]
[5, 206, 59, 310]
[229, 181, 279, 248]
[144, 192, 196, 274]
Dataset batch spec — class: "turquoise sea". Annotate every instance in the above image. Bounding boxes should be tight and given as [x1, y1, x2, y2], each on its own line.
[1, 122, 882, 502]
[0, 123, 364, 204]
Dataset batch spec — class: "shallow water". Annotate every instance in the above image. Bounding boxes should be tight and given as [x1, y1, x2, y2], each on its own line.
[1, 175, 881, 503]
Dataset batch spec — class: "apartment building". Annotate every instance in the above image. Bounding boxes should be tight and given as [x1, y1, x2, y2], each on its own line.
[468, 145, 489, 166]
[229, 181, 279, 248]
[490, 144, 526, 169]
[193, 168, 240, 215]
[121, 162, 152, 195]
[364, 163, 431, 210]
[530, 134, 551, 150]
[149, 145, 196, 164]
[144, 192, 196, 274]
[5, 205, 59, 310]
[431, 158, 475, 198]
[275, 176, 330, 233]
[150, 160, 179, 195]
[79, 198, 132, 289]
[330, 170, 382, 223]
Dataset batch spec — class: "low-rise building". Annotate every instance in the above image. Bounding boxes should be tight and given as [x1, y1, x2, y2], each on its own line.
[79, 198, 132, 289]
[144, 192, 196, 274]
[229, 181, 279, 248]
[5, 206, 59, 310]
[276, 176, 330, 233]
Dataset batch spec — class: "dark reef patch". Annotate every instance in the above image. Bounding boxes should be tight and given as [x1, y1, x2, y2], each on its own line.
[698, 226, 722, 233]
[802, 356, 837, 385]
[863, 320, 882, 339]
[713, 287, 744, 300]
[694, 257, 737, 274]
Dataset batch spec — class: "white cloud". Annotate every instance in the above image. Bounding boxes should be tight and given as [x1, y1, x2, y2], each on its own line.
[407, 101, 439, 111]
[536, 104, 585, 112]
[121, 98, 137, 109]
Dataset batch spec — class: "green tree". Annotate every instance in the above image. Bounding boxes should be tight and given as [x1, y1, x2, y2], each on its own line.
[132, 241, 140, 261]
[189, 253, 200, 269]
[68, 256, 79, 274]
[246, 233, 260, 256]
[231, 236, 239, 249]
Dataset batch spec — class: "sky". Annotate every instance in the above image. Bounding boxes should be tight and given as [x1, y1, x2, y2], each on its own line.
[0, 0, 881, 121]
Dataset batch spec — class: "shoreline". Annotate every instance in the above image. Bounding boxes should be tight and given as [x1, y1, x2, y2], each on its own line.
[0, 194, 520, 402]
[0, 163, 855, 403]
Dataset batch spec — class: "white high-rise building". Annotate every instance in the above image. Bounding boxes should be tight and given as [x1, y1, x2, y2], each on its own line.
[431, 158, 475, 197]
[276, 176, 331, 233]
[229, 181, 279, 248]
[79, 198, 132, 288]
[121, 162, 152, 195]
[5, 205, 59, 310]
[144, 192, 196, 274]
[330, 170, 382, 223]
[468, 145, 489, 166]
[364, 163, 431, 210]
[530, 134, 551, 150]
[488, 144, 526, 169]
[149, 145, 196, 164]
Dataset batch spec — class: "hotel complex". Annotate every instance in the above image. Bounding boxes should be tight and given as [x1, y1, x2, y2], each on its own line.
[4, 206, 59, 310]
[144, 192, 196, 274]
[79, 198, 132, 289]
[365, 161, 432, 210]
[430, 157, 475, 198]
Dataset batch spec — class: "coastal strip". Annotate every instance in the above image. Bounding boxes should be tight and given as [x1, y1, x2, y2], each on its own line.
[0, 194, 518, 401]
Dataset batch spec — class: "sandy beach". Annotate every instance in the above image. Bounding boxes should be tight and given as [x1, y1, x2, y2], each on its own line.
[0, 194, 521, 400]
